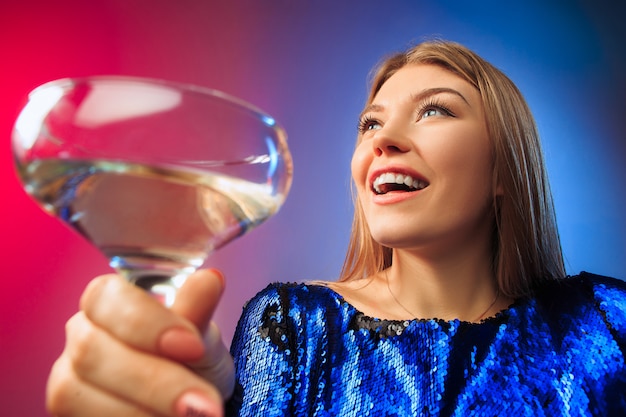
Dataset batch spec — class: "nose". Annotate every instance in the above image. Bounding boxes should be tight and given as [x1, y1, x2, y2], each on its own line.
[371, 123, 411, 157]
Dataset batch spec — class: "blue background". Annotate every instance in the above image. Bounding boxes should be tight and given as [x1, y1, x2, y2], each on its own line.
[1, 1, 624, 414]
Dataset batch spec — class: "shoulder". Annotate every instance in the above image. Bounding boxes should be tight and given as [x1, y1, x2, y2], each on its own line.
[577, 272, 626, 334]
[236, 281, 346, 330]
[578, 270, 626, 294]
[230, 281, 348, 355]
[535, 271, 626, 300]
[559, 271, 626, 305]
[536, 272, 626, 338]
[242, 281, 343, 311]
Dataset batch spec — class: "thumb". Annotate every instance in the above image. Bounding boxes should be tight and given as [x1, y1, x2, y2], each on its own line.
[171, 268, 225, 333]
[170, 269, 235, 399]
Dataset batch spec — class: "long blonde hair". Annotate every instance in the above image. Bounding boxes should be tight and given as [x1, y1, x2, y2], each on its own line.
[339, 40, 565, 299]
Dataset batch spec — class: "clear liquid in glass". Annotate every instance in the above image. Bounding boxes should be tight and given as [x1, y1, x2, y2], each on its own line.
[19, 158, 280, 303]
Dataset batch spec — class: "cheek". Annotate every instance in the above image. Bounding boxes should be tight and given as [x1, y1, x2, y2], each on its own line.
[426, 134, 495, 209]
[428, 130, 493, 182]
[350, 144, 369, 185]
[350, 147, 373, 213]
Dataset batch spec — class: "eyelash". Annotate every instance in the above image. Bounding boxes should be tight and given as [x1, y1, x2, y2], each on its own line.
[357, 115, 379, 133]
[418, 98, 454, 119]
[357, 98, 455, 134]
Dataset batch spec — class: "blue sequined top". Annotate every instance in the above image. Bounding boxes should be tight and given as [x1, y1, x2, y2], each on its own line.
[226, 272, 626, 416]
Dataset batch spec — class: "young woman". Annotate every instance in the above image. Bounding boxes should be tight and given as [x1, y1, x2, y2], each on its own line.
[46, 41, 626, 417]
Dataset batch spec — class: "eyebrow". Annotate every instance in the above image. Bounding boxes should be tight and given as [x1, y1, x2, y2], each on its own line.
[359, 87, 470, 119]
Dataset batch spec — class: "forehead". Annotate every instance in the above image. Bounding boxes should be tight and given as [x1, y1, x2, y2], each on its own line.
[372, 64, 479, 105]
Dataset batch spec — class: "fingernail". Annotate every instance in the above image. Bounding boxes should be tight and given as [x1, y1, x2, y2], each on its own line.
[158, 327, 205, 361]
[175, 390, 219, 417]
[208, 268, 225, 288]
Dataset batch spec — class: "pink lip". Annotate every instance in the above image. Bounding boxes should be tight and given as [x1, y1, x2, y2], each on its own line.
[371, 190, 424, 205]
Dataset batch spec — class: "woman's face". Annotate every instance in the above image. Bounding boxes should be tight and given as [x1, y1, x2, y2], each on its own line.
[351, 64, 496, 255]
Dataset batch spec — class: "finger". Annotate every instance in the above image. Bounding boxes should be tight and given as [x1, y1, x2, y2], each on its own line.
[170, 269, 234, 398]
[81, 274, 205, 362]
[190, 322, 235, 399]
[64, 311, 223, 417]
[170, 268, 225, 333]
[47, 354, 157, 417]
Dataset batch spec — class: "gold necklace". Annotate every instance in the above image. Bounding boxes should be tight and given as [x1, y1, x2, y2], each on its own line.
[385, 272, 500, 322]
[473, 288, 500, 322]
[385, 272, 417, 319]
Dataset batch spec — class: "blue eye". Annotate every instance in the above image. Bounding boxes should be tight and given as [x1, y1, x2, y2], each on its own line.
[358, 116, 382, 133]
[418, 99, 454, 120]
[422, 108, 443, 118]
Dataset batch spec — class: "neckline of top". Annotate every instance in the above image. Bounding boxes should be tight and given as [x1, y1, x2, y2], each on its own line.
[301, 281, 523, 327]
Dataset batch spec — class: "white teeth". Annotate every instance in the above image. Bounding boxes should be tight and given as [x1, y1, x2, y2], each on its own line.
[372, 172, 427, 194]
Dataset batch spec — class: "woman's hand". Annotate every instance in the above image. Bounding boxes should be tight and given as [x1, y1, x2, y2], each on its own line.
[46, 269, 234, 417]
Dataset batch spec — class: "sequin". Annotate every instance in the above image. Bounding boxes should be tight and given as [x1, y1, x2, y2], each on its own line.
[226, 272, 626, 416]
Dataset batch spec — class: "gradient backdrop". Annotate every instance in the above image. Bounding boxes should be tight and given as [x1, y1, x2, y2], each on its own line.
[1, 1, 624, 415]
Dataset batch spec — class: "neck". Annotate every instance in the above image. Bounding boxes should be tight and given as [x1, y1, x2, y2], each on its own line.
[383, 244, 503, 322]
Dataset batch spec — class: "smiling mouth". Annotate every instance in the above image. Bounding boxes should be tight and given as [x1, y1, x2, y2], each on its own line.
[372, 172, 429, 195]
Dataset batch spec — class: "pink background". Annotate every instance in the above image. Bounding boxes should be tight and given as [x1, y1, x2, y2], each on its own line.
[1, 1, 624, 415]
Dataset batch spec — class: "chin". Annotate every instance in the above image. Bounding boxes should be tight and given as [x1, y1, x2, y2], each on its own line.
[370, 230, 428, 250]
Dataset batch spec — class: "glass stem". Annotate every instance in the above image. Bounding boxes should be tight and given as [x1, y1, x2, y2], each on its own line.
[124, 271, 189, 307]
